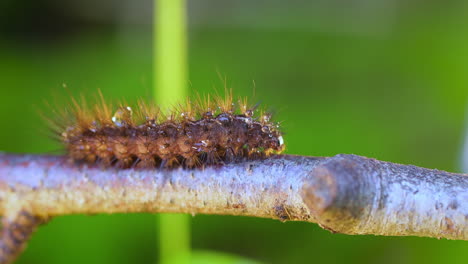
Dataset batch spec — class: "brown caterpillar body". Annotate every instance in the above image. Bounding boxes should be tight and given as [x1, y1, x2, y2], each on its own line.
[52, 92, 285, 169]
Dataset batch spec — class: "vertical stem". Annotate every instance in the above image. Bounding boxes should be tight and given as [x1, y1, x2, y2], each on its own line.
[158, 214, 191, 263]
[153, 0, 190, 264]
[154, 0, 187, 106]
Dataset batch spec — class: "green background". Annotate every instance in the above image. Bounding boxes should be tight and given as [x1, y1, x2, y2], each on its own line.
[1, 1, 467, 263]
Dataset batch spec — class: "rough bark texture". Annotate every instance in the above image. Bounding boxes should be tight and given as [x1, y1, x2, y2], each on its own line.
[0, 153, 467, 263]
[0, 211, 45, 264]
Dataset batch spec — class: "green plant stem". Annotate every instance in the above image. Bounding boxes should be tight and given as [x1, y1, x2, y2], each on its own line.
[153, 0, 190, 263]
[158, 214, 191, 263]
[154, 0, 187, 106]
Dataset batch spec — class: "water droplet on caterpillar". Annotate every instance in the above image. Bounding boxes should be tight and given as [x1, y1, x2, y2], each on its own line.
[180, 112, 194, 121]
[262, 125, 270, 133]
[112, 106, 133, 127]
[145, 117, 156, 127]
[203, 111, 213, 119]
[278, 136, 284, 147]
[216, 113, 230, 123]
[262, 113, 271, 123]
[89, 121, 99, 132]
[245, 109, 254, 117]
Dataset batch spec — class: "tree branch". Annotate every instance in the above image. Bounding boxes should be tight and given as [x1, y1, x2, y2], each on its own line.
[0, 153, 467, 263]
[0, 210, 45, 264]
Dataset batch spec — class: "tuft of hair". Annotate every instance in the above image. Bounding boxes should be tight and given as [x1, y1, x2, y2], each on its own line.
[48, 91, 285, 169]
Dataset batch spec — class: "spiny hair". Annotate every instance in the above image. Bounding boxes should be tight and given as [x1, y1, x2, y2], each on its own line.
[48, 90, 285, 169]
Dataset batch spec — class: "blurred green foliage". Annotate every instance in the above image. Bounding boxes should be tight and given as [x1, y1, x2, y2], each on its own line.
[0, 1, 467, 263]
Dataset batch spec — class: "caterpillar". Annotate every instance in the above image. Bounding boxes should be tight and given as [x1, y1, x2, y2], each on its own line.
[49, 91, 285, 169]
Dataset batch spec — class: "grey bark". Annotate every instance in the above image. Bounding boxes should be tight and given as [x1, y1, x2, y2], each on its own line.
[0, 153, 467, 263]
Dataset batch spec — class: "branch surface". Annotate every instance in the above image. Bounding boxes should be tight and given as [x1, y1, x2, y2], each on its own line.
[0, 153, 467, 262]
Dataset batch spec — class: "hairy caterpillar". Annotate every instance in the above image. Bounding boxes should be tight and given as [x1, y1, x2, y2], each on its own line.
[49, 91, 285, 169]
